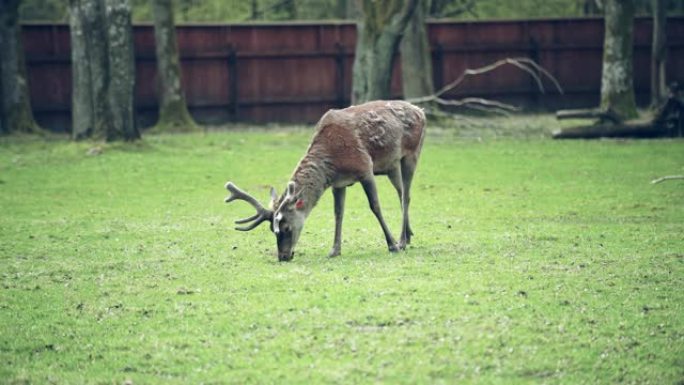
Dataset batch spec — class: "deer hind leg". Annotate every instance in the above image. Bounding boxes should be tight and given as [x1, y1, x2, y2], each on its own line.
[328, 187, 346, 258]
[360, 175, 399, 252]
[387, 165, 408, 250]
[400, 155, 417, 245]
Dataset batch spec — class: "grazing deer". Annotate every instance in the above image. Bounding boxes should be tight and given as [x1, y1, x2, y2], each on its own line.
[224, 100, 426, 261]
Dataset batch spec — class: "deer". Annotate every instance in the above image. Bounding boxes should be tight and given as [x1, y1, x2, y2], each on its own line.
[224, 100, 426, 261]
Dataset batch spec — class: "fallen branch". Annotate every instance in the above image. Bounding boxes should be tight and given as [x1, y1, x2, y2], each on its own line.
[551, 119, 667, 139]
[651, 175, 684, 184]
[556, 108, 622, 124]
[407, 57, 563, 115]
[553, 82, 683, 139]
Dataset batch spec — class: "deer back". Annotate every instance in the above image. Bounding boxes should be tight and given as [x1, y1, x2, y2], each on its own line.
[307, 100, 425, 181]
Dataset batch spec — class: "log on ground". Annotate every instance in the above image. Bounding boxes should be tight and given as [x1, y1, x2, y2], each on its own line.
[551, 119, 672, 139]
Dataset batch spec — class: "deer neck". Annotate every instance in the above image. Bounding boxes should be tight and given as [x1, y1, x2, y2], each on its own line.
[290, 152, 333, 216]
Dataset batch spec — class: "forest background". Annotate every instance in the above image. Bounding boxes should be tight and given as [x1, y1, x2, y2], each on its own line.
[19, 0, 684, 23]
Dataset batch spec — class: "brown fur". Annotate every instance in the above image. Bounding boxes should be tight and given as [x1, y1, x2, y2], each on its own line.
[240, 99, 426, 261]
[292, 100, 425, 207]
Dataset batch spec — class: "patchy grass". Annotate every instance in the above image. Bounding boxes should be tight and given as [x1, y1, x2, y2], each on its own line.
[1, 117, 683, 384]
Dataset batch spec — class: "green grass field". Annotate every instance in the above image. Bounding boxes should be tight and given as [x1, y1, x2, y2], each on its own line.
[1, 116, 683, 384]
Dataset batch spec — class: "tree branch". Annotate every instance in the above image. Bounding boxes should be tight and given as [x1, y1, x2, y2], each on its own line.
[406, 57, 563, 115]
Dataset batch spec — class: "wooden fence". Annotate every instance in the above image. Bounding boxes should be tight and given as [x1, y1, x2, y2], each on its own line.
[21, 17, 684, 131]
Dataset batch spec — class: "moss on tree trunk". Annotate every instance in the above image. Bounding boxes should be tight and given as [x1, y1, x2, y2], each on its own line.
[69, 0, 112, 140]
[151, 0, 199, 133]
[600, 0, 638, 120]
[105, 0, 139, 141]
[69, 0, 138, 142]
[400, 0, 434, 100]
[352, 0, 418, 104]
[0, 0, 41, 134]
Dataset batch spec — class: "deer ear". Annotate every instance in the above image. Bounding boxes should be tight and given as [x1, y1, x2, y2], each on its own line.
[295, 198, 305, 210]
[268, 187, 278, 209]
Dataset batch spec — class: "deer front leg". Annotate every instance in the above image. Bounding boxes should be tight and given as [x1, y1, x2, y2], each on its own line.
[328, 187, 346, 257]
[360, 176, 399, 253]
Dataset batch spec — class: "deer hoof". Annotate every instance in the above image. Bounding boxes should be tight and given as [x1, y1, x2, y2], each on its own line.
[388, 244, 401, 253]
[328, 249, 341, 258]
[404, 234, 411, 245]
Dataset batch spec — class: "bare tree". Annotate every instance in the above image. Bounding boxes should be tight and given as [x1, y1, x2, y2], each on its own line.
[600, 0, 638, 119]
[351, 0, 418, 104]
[0, 0, 41, 134]
[152, 0, 199, 132]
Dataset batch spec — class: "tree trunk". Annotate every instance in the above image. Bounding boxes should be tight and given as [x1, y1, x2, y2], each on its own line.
[650, 0, 667, 108]
[69, 0, 112, 140]
[400, 0, 434, 99]
[152, 0, 198, 132]
[105, 0, 139, 141]
[351, 0, 418, 104]
[600, 0, 638, 120]
[0, 0, 40, 134]
[69, 0, 138, 141]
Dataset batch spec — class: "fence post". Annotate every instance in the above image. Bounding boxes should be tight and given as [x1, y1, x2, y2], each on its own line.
[432, 43, 444, 92]
[335, 42, 346, 108]
[228, 45, 239, 120]
[529, 36, 541, 109]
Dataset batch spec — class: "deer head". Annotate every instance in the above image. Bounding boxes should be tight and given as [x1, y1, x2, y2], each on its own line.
[225, 181, 307, 261]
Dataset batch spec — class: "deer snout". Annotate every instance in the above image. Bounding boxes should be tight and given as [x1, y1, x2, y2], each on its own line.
[278, 251, 294, 262]
[275, 227, 298, 262]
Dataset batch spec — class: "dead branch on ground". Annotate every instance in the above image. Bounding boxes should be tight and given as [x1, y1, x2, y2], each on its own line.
[553, 82, 684, 139]
[556, 108, 623, 124]
[651, 175, 684, 184]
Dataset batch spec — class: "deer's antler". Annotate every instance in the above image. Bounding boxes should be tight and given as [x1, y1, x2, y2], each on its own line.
[224, 182, 273, 231]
